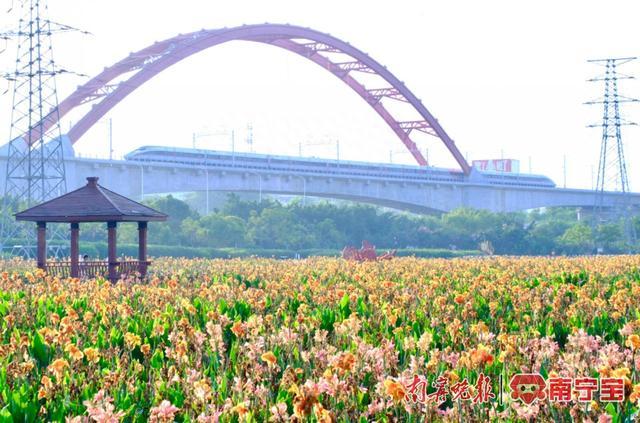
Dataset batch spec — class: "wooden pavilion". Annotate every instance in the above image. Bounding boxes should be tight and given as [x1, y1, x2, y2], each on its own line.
[15, 176, 167, 282]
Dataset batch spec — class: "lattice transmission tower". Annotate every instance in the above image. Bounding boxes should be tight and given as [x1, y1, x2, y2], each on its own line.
[585, 57, 638, 249]
[0, 0, 84, 256]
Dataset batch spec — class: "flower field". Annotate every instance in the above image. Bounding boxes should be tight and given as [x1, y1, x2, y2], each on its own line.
[1, 256, 640, 422]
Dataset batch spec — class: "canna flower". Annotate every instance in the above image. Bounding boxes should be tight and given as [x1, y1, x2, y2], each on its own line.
[193, 379, 213, 403]
[152, 323, 165, 337]
[313, 403, 333, 423]
[270, 402, 289, 421]
[293, 391, 316, 418]
[65, 343, 84, 361]
[619, 323, 635, 337]
[83, 390, 125, 422]
[383, 378, 406, 402]
[598, 414, 613, 423]
[149, 400, 180, 422]
[417, 331, 433, 352]
[38, 375, 53, 400]
[141, 344, 151, 356]
[333, 351, 356, 373]
[231, 402, 249, 418]
[231, 321, 245, 338]
[454, 294, 465, 305]
[48, 358, 69, 379]
[625, 334, 640, 351]
[124, 332, 141, 349]
[83, 347, 100, 364]
[630, 384, 640, 404]
[470, 344, 494, 367]
[261, 351, 278, 367]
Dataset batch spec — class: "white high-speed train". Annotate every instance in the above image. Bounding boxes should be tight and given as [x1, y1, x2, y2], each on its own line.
[124, 146, 556, 189]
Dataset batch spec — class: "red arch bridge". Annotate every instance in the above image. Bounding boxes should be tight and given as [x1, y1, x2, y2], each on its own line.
[7, 24, 640, 213]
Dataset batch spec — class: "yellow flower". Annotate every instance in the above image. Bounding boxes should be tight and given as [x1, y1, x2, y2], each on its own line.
[630, 384, 640, 403]
[124, 332, 142, 349]
[141, 344, 151, 356]
[313, 403, 333, 423]
[231, 321, 245, 338]
[334, 352, 356, 373]
[261, 351, 278, 367]
[232, 402, 249, 417]
[610, 367, 632, 390]
[417, 331, 433, 352]
[625, 334, 640, 351]
[38, 375, 53, 399]
[383, 378, 406, 402]
[611, 367, 630, 378]
[65, 343, 84, 361]
[193, 379, 212, 403]
[83, 347, 100, 364]
[470, 344, 494, 367]
[471, 321, 489, 334]
[48, 358, 69, 379]
[152, 323, 165, 337]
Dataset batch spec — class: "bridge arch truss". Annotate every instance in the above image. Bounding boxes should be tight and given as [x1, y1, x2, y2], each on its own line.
[33, 24, 471, 174]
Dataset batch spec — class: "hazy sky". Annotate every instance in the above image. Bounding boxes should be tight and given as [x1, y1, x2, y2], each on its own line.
[1, 0, 640, 190]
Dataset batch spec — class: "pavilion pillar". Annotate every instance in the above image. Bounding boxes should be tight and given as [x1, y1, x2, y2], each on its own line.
[36, 221, 46, 270]
[107, 221, 117, 283]
[70, 223, 79, 278]
[137, 221, 148, 277]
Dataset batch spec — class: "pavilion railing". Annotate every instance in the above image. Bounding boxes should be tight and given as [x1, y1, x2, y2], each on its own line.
[45, 260, 149, 280]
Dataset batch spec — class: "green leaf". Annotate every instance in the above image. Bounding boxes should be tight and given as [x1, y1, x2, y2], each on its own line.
[31, 331, 51, 368]
[539, 363, 548, 379]
[340, 294, 350, 312]
[96, 326, 106, 349]
[0, 406, 12, 423]
[605, 402, 617, 419]
[150, 349, 164, 369]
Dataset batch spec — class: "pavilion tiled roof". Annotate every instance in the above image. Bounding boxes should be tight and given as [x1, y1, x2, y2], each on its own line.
[15, 177, 168, 222]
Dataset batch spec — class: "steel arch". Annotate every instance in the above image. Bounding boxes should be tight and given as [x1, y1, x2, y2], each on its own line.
[32, 24, 471, 174]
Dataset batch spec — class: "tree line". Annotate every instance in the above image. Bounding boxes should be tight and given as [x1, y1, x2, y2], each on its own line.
[71, 194, 635, 255]
[3, 193, 635, 255]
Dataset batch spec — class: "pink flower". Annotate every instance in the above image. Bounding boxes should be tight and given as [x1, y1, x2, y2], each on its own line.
[149, 400, 180, 422]
[196, 410, 221, 422]
[568, 329, 600, 354]
[83, 390, 126, 423]
[443, 351, 460, 367]
[269, 402, 289, 421]
[511, 401, 540, 420]
[596, 343, 625, 369]
[597, 413, 613, 423]
[619, 323, 634, 337]
[364, 399, 385, 417]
